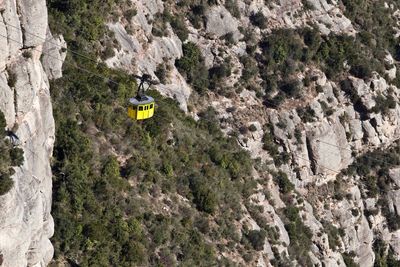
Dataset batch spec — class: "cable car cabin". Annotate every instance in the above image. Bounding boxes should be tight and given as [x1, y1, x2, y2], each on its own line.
[127, 95, 155, 120]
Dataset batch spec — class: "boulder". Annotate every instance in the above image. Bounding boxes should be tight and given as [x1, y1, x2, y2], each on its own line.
[307, 119, 351, 175]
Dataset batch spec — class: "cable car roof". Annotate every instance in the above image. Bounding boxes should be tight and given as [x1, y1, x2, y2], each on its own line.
[129, 95, 155, 105]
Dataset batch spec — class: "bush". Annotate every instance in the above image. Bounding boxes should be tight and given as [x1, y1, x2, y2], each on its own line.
[283, 206, 313, 264]
[250, 11, 267, 29]
[176, 42, 209, 94]
[272, 170, 294, 194]
[169, 15, 189, 41]
[297, 106, 315, 123]
[371, 94, 396, 114]
[189, 177, 217, 214]
[0, 175, 13, 196]
[279, 79, 301, 97]
[155, 63, 168, 84]
[248, 124, 257, 132]
[101, 43, 115, 60]
[225, 0, 240, 18]
[10, 148, 24, 166]
[124, 8, 137, 21]
[294, 128, 303, 144]
[7, 71, 17, 88]
[22, 50, 32, 59]
[246, 230, 266, 251]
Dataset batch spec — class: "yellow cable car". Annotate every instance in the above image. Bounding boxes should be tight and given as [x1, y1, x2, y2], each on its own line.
[127, 74, 157, 120]
[128, 95, 155, 120]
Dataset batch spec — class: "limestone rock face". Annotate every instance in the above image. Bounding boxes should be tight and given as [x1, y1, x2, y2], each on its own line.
[205, 6, 241, 41]
[42, 28, 67, 80]
[307, 120, 352, 176]
[0, 0, 55, 266]
[91, 0, 400, 265]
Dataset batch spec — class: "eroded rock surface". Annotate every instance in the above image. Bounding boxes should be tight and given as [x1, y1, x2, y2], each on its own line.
[0, 0, 55, 266]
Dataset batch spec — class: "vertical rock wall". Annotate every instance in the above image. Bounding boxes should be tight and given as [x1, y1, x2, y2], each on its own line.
[0, 0, 54, 266]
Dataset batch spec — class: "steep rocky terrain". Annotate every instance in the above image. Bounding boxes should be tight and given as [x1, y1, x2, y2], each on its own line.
[0, 0, 62, 266]
[96, 0, 400, 265]
[3, 0, 400, 266]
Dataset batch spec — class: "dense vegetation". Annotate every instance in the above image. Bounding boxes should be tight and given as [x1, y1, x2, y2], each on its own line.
[48, 0, 260, 265]
[0, 111, 24, 196]
[45, 0, 400, 265]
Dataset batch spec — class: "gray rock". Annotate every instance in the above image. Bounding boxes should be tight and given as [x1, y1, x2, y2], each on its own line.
[362, 120, 381, 146]
[107, 21, 191, 111]
[388, 190, 400, 216]
[390, 231, 400, 258]
[42, 28, 67, 80]
[205, 6, 241, 41]
[2, 0, 23, 56]
[307, 119, 351, 175]
[349, 118, 364, 141]
[0, 1, 54, 266]
[389, 168, 400, 188]
[0, 14, 9, 70]
[17, 0, 48, 47]
[0, 72, 15, 126]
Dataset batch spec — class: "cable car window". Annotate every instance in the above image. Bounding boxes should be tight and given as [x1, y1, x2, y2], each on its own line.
[150, 104, 153, 109]
[139, 106, 143, 111]
[145, 106, 148, 110]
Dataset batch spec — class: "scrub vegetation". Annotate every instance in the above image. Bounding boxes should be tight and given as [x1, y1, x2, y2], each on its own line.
[48, 0, 257, 265]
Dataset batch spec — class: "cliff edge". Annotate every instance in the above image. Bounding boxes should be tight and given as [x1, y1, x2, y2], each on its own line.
[0, 0, 55, 266]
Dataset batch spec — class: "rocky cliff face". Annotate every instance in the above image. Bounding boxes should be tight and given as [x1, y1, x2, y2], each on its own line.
[0, 0, 56, 266]
[1, 0, 399, 265]
[103, 0, 400, 265]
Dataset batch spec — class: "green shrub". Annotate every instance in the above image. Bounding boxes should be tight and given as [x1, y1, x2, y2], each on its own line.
[371, 94, 396, 114]
[155, 63, 168, 84]
[10, 148, 24, 166]
[22, 50, 32, 59]
[176, 42, 209, 94]
[152, 12, 169, 37]
[240, 55, 258, 83]
[294, 128, 303, 144]
[249, 11, 267, 29]
[225, 0, 240, 18]
[7, 71, 17, 88]
[101, 42, 115, 60]
[297, 106, 315, 123]
[169, 15, 189, 41]
[283, 206, 313, 264]
[248, 124, 257, 132]
[0, 174, 13, 196]
[273, 170, 294, 194]
[124, 8, 137, 21]
[245, 230, 266, 251]
[342, 252, 358, 267]
[0, 111, 6, 135]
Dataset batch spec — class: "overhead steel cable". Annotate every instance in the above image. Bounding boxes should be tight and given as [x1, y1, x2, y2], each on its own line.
[0, 22, 100, 65]
[2, 24, 398, 173]
[0, 32, 120, 86]
[293, 154, 341, 174]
